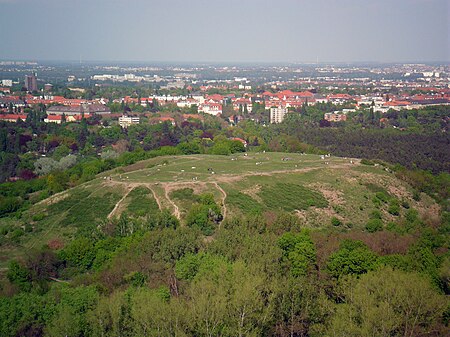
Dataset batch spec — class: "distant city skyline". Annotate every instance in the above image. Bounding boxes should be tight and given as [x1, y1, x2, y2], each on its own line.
[0, 0, 449, 63]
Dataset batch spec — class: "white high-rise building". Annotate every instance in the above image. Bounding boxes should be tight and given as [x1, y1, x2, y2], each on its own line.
[270, 106, 288, 123]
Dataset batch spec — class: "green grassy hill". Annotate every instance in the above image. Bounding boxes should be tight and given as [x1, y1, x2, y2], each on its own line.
[0, 152, 440, 268]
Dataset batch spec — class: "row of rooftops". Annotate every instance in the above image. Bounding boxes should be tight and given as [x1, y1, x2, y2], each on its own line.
[1, 87, 450, 119]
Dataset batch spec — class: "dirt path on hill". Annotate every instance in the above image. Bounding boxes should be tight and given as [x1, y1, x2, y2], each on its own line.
[214, 162, 357, 184]
[163, 183, 181, 219]
[147, 186, 162, 210]
[104, 181, 164, 219]
[213, 182, 227, 220]
[104, 161, 358, 219]
[107, 185, 134, 220]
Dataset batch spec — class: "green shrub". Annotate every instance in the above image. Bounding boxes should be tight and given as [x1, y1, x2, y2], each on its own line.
[326, 240, 378, 278]
[366, 218, 383, 233]
[374, 191, 390, 203]
[0, 196, 23, 217]
[370, 210, 382, 219]
[361, 159, 374, 165]
[32, 213, 46, 222]
[388, 200, 400, 216]
[331, 217, 342, 226]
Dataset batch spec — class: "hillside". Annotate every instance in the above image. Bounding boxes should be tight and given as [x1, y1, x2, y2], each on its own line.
[0, 152, 440, 269]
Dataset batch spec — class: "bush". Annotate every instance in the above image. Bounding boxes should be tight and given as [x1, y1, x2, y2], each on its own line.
[388, 202, 400, 216]
[326, 240, 378, 278]
[0, 196, 23, 217]
[366, 218, 383, 233]
[331, 217, 342, 226]
[360, 159, 374, 165]
[186, 194, 222, 235]
[370, 209, 382, 219]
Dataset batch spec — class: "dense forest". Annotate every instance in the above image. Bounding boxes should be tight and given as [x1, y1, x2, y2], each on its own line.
[1, 210, 449, 336]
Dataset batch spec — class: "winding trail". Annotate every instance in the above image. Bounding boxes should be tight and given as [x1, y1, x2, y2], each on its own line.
[164, 183, 181, 219]
[148, 186, 162, 210]
[213, 182, 228, 220]
[107, 185, 134, 220]
[104, 162, 357, 220]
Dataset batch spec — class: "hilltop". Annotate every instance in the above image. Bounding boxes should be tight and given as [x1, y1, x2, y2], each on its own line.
[0, 152, 440, 269]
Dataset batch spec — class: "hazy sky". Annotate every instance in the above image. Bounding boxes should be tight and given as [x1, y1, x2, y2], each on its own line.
[0, 0, 449, 63]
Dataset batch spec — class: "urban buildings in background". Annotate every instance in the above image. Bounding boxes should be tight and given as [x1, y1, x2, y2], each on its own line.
[0, 62, 449, 126]
[24, 73, 37, 92]
[270, 106, 288, 123]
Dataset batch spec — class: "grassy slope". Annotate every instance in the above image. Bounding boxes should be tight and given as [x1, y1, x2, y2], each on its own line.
[0, 152, 437, 268]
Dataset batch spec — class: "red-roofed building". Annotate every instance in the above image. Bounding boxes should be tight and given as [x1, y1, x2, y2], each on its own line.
[232, 97, 252, 112]
[0, 114, 28, 122]
[149, 116, 176, 126]
[327, 93, 354, 104]
[199, 102, 222, 116]
[206, 94, 224, 103]
[44, 115, 63, 124]
[231, 137, 247, 147]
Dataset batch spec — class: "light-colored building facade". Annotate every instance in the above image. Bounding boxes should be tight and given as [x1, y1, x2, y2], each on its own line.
[119, 115, 140, 128]
[270, 106, 288, 123]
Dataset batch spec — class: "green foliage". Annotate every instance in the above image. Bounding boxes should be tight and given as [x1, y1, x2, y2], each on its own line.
[126, 187, 159, 218]
[374, 191, 390, 204]
[59, 237, 96, 270]
[0, 196, 23, 217]
[366, 218, 383, 233]
[331, 216, 342, 226]
[170, 187, 199, 202]
[7, 260, 31, 292]
[327, 268, 447, 337]
[388, 199, 400, 216]
[175, 252, 230, 281]
[175, 253, 202, 280]
[124, 271, 147, 287]
[0, 292, 46, 337]
[360, 158, 374, 166]
[278, 231, 316, 277]
[259, 183, 328, 212]
[226, 190, 263, 214]
[209, 142, 231, 155]
[148, 209, 179, 229]
[45, 285, 99, 337]
[46, 188, 121, 233]
[327, 240, 378, 278]
[370, 209, 382, 219]
[186, 193, 222, 235]
[177, 142, 201, 155]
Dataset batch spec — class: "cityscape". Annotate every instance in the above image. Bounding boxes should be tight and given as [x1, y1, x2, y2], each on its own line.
[1, 62, 448, 125]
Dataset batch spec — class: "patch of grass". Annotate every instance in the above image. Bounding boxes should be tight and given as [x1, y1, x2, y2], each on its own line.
[126, 187, 159, 217]
[46, 188, 121, 231]
[170, 188, 199, 202]
[46, 189, 92, 216]
[170, 188, 201, 217]
[259, 183, 328, 212]
[61, 193, 119, 229]
[226, 190, 263, 213]
[365, 183, 389, 195]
